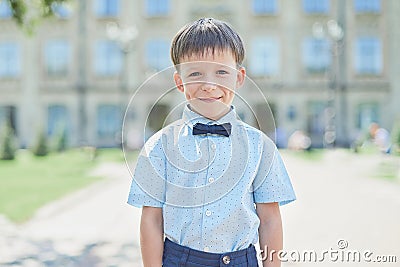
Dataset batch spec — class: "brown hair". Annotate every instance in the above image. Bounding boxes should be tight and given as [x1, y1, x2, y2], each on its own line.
[170, 18, 245, 68]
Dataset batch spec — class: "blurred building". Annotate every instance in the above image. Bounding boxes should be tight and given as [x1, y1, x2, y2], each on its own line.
[0, 0, 399, 148]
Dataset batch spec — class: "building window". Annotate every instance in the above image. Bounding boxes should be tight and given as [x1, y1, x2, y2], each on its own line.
[51, 2, 71, 18]
[47, 105, 70, 137]
[249, 38, 280, 76]
[97, 104, 121, 138]
[95, 0, 119, 17]
[44, 40, 70, 76]
[357, 103, 379, 130]
[303, 38, 331, 73]
[146, 40, 170, 71]
[0, 42, 21, 78]
[94, 40, 122, 76]
[0, 0, 12, 18]
[354, 0, 380, 13]
[252, 0, 278, 14]
[355, 37, 382, 75]
[145, 0, 170, 16]
[0, 106, 17, 134]
[302, 0, 330, 14]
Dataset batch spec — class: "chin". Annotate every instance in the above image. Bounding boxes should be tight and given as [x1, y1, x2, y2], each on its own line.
[190, 100, 230, 119]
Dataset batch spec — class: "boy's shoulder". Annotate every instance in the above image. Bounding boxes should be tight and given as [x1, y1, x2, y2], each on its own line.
[142, 119, 186, 149]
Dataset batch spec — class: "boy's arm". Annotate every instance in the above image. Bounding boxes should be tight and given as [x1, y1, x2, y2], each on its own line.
[256, 202, 283, 267]
[140, 206, 164, 267]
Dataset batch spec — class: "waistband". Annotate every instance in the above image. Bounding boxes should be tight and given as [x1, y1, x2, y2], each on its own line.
[163, 238, 257, 266]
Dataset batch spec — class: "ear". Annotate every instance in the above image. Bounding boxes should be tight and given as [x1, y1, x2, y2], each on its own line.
[174, 71, 184, 93]
[235, 67, 246, 89]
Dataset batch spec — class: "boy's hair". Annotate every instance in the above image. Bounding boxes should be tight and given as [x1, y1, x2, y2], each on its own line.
[170, 18, 245, 68]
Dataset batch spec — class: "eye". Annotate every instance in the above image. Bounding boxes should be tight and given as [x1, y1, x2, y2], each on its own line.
[216, 70, 228, 75]
[188, 72, 201, 77]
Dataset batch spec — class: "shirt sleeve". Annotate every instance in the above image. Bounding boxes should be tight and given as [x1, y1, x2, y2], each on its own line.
[127, 136, 166, 208]
[253, 141, 296, 206]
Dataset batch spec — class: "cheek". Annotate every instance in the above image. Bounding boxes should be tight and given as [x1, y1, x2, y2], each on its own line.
[221, 83, 236, 96]
[218, 77, 237, 90]
[225, 91, 235, 101]
[183, 85, 197, 99]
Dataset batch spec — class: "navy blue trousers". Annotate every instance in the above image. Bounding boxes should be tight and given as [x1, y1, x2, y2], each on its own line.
[162, 238, 259, 267]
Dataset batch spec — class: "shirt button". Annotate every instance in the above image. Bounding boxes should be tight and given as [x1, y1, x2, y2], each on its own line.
[208, 177, 215, 183]
[222, 255, 231, 264]
[205, 210, 212, 216]
[211, 143, 216, 150]
[204, 246, 210, 252]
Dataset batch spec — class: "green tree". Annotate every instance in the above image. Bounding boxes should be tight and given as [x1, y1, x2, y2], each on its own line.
[53, 126, 68, 152]
[4, 0, 70, 33]
[0, 122, 17, 160]
[32, 130, 48, 157]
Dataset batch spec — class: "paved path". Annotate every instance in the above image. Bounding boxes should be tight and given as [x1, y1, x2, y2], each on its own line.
[0, 162, 143, 267]
[1, 150, 399, 266]
[281, 150, 400, 267]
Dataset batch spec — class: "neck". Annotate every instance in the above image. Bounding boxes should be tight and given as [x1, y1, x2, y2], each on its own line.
[188, 105, 231, 121]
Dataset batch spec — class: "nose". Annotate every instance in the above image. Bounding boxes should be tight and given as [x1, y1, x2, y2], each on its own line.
[201, 81, 217, 92]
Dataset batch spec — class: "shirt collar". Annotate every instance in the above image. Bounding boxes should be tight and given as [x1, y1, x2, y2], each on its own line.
[181, 104, 240, 127]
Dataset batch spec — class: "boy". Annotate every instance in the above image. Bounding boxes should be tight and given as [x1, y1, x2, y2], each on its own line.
[128, 18, 296, 267]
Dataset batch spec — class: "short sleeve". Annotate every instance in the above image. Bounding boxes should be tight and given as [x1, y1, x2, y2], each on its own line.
[127, 137, 166, 208]
[253, 145, 296, 206]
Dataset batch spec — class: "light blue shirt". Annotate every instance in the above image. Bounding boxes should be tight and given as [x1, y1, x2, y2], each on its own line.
[128, 105, 296, 253]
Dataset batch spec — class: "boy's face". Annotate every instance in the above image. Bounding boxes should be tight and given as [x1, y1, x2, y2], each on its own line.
[173, 50, 246, 120]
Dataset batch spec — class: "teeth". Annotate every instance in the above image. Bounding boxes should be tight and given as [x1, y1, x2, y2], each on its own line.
[198, 97, 221, 101]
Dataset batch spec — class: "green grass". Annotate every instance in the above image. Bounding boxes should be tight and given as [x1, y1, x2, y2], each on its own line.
[353, 146, 400, 181]
[0, 148, 131, 223]
[373, 158, 400, 181]
[354, 145, 381, 155]
[96, 147, 138, 164]
[283, 148, 325, 161]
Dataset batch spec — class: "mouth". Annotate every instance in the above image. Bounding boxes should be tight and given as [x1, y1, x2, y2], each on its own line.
[197, 97, 222, 103]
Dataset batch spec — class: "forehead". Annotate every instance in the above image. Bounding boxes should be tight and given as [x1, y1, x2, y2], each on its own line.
[178, 49, 237, 69]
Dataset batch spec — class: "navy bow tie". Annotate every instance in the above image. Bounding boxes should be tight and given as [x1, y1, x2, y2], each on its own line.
[192, 123, 232, 137]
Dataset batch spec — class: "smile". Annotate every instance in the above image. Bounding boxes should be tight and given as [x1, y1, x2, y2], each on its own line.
[198, 97, 222, 103]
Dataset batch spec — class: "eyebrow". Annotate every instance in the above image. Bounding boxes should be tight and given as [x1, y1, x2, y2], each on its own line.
[180, 66, 200, 73]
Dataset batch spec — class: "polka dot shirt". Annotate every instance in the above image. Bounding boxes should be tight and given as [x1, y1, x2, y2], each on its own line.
[128, 105, 296, 253]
